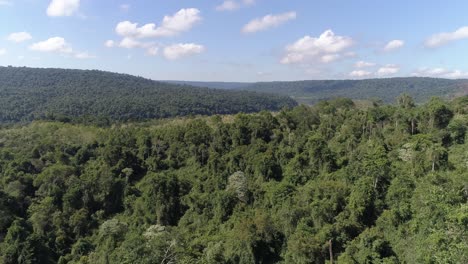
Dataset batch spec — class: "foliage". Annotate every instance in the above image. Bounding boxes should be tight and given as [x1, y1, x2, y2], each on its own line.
[236, 77, 468, 104]
[0, 66, 296, 124]
[0, 96, 466, 263]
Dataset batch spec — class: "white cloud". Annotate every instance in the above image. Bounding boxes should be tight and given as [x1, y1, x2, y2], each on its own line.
[104, 40, 115, 48]
[147, 47, 159, 56]
[281, 29, 353, 65]
[384, 39, 404, 51]
[115, 8, 201, 39]
[29, 37, 73, 53]
[216, 1, 239, 11]
[321, 54, 340, 63]
[377, 64, 400, 76]
[354, 60, 375, 68]
[47, 0, 80, 17]
[349, 70, 372, 77]
[118, 38, 157, 56]
[118, 37, 145, 49]
[216, 0, 254, 11]
[120, 4, 130, 12]
[0, 48, 6, 55]
[242, 12, 296, 33]
[75, 51, 96, 59]
[412, 67, 468, 79]
[163, 43, 204, 60]
[30, 37, 96, 59]
[0, 1, 12, 6]
[425, 26, 468, 47]
[7, 32, 32, 43]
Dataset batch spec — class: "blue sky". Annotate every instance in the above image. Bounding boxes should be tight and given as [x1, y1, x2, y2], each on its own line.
[1, 0, 468, 81]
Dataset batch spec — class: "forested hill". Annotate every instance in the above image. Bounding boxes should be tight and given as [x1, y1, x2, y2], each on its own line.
[0, 96, 466, 263]
[164, 80, 252, 90]
[169, 77, 468, 104]
[0, 66, 297, 124]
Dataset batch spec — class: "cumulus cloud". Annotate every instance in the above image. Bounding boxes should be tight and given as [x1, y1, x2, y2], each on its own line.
[216, 1, 239, 11]
[117, 38, 157, 55]
[47, 0, 80, 17]
[384, 40, 404, 51]
[29, 37, 93, 59]
[163, 43, 204, 60]
[354, 60, 375, 68]
[75, 51, 96, 59]
[29, 37, 73, 53]
[0, 48, 6, 55]
[115, 8, 201, 39]
[104, 40, 115, 48]
[412, 67, 468, 79]
[7, 32, 32, 43]
[216, 0, 254, 11]
[118, 37, 144, 49]
[281, 30, 353, 65]
[377, 64, 400, 76]
[112, 8, 202, 58]
[242, 12, 296, 33]
[425, 26, 468, 47]
[349, 70, 372, 78]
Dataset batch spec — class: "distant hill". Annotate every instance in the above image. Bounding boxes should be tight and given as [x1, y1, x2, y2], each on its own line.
[166, 77, 468, 104]
[0, 67, 297, 123]
[163, 80, 252, 90]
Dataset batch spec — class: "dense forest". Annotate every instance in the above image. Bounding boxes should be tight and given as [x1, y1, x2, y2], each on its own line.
[172, 77, 468, 105]
[165, 81, 252, 90]
[0, 95, 466, 263]
[0, 66, 297, 124]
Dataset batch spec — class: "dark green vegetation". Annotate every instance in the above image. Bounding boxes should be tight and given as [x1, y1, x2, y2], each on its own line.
[172, 77, 468, 105]
[164, 80, 252, 90]
[0, 66, 297, 124]
[0, 95, 466, 263]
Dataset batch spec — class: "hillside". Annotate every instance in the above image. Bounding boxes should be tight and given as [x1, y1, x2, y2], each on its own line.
[164, 80, 252, 90]
[0, 67, 297, 123]
[0, 97, 466, 263]
[169, 77, 468, 104]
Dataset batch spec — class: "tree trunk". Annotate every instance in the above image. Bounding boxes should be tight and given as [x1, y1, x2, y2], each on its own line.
[329, 239, 333, 264]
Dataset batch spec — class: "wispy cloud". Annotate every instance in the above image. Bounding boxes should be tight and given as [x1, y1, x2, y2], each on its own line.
[7, 32, 33, 43]
[216, 0, 255, 11]
[425, 26, 468, 47]
[354, 61, 376, 68]
[377, 64, 400, 76]
[242, 12, 297, 34]
[163, 43, 205, 60]
[412, 67, 468, 78]
[383, 39, 404, 51]
[349, 70, 372, 78]
[120, 4, 130, 12]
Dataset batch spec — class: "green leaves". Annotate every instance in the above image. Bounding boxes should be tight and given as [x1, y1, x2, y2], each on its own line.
[0, 97, 466, 263]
